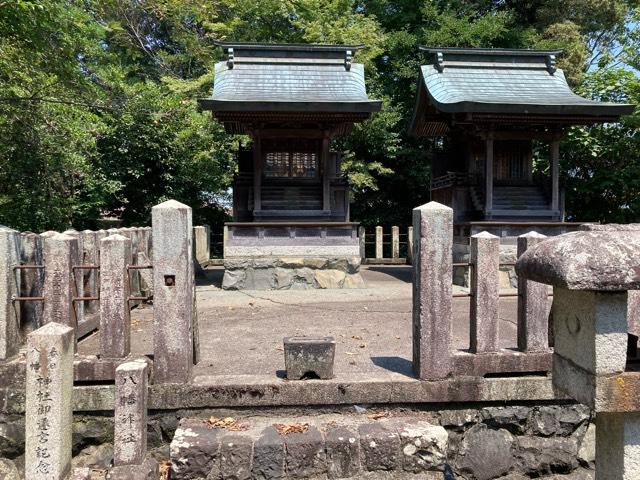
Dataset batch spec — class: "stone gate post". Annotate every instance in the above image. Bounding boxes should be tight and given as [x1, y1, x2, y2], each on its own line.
[152, 200, 195, 384]
[0, 227, 21, 360]
[412, 202, 453, 380]
[516, 229, 640, 477]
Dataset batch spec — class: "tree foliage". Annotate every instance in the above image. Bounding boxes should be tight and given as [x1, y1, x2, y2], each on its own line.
[0, 0, 638, 231]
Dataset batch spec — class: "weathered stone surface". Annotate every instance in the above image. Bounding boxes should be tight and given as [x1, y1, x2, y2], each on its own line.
[0, 458, 19, 480]
[396, 421, 447, 472]
[170, 422, 220, 479]
[80, 230, 99, 314]
[358, 422, 400, 471]
[553, 289, 628, 376]
[528, 406, 589, 437]
[114, 360, 148, 466]
[0, 227, 22, 360]
[595, 411, 640, 479]
[314, 269, 346, 289]
[152, 200, 195, 384]
[481, 406, 530, 435]
[325, 426, 359, 479]
[516, 230, 640, 291]
[252, 426, 285, 479]
[62, 229, 85, 326]
[470, 231, 500, 353]
[439, 409, 479, 430]
[71, 444, 113, 469]
[517, 232, 551, 352]
[220, 432, 253, 480]
[136, 252, 153, 298]
[72, 417, 113, 453]
[456, 424, 515, 480]
[412, 202, 453, 380]
[577, 422, 595, 467]
[25, 322, 75, 480]
[0, 415, 25, 458]
[193, 225, 210, 265]
[284, 336, 336, 380]
[284, 425, 326, 478]
[99, 235, 131, 358]
[515, 436, 578, 475]
[20, 232, 44, 334]
[107, 457, 158, 480]
[42, 234, 78, 341]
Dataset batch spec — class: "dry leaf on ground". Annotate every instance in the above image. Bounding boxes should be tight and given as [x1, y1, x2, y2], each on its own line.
[206, 416, 248, 431]
[159, 460, 170, 480]
[274, 423, 309, 435]
[367, 411, 389, 420]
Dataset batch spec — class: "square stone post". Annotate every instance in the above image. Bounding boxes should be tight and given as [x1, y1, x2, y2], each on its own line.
[0, 227, 21, 360]
[20, 232, 44, 334]
[43, 234, 78, 346]
[99, 234, 131, 358]
[470, 231, 499, 353]
[193, 225, 210, 265]
[80, 230, 98, 314]
[407, 226, 414, 264]
[152, 200, 195, 384]
[25, 322, 74, 480]
[517, 232, 550, 352]
[412, 202, 453, 379]
[63, 230, 84, 326]
[391, 226, 400, 259]
[358, 226, 366, 260]
[375, 226, 383, 259]
[596, 412, 640, 478]
[114, 359, 149, 466]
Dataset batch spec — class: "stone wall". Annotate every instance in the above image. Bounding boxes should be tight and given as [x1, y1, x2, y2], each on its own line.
[0, 403, 595, 479]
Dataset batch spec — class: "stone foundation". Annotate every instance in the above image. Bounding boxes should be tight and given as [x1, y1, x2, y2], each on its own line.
[222, 256, 364, 290]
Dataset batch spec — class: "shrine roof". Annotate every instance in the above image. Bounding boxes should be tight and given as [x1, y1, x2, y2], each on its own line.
[199, 42, 381, 114]
[409, 47, 635, 136]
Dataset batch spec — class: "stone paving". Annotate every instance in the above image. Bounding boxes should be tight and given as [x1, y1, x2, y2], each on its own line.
[78, 266, 519, 379]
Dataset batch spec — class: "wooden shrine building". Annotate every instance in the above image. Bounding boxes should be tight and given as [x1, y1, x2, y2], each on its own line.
[409, 47, 634, 226]
[199, 42, 380, 289]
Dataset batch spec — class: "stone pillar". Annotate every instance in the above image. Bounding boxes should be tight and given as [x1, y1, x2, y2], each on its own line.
[99, 235, 131, 358]
[517, 232, 550, 352]
[42, 234, 78, 345]
[62, 230, 84, 326]
[596, 412, 640, 478]
[391, 226, 400, 259]
[358, 226, 366, 260]
[193, 225, 210, 265]
[20, 232, 44, 334]
[375, 226, 383, 259]
[152, 200, 194, 384]
[0, 227, 21, 360]
[470, 231, 499, 353]
[25, 322, 74, 480]
[407, 226, 414, 264]
[412, 202, 453, 380]
[114, 360, 149, 466]
[80, 230, 98, 314]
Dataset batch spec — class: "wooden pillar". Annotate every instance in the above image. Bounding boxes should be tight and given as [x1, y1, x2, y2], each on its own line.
[253, 134, 262, 212]
[484, 137, 494, 215]
[322, 133, 331, 212]
[550, 139, 560, 212]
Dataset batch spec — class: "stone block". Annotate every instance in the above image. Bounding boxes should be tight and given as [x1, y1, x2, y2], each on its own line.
[324, 426, 360, 478]
[456, 424, 514, 480]
[62, 229, 84, 325]
[25, 322, 75, 480]
[314, 269, 346, 289]
[0, 227, 21, 360]
[515, 436, 578, 475]
[99, 235, 131, 358]
[20, 232, 44, 334]
[470, 231, 500, 353]
[396, 421, 447, 472]
[152, 200, 195, 384]
[252, 426, 285, 479]
[358, 422, 400, 471]
[193, 225, 210, 265]
[114, 360, 148, 466]
[170, 422, 220, 479]
[553, 289, 628, 376]
[412, 202, 453, 380]
[283, 336, 336, 380]
[284, 425, 326, 478]
[220, 432, 253, 480]
[596, 412, 640, 478]
[107, 458, 158, 480]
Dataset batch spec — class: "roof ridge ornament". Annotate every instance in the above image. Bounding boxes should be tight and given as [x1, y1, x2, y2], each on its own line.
[345, 50, 352, 71]
[546, 54, 556, 74]
[227, 47, 234, 69]
[435, 51, 445, 72]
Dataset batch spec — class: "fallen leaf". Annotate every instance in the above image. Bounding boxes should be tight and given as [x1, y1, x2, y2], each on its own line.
[274, 423, 309, 435]
[159, 460, 171, 480]
[206, 416, 248, 431]
[367, 411, 389, 420]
